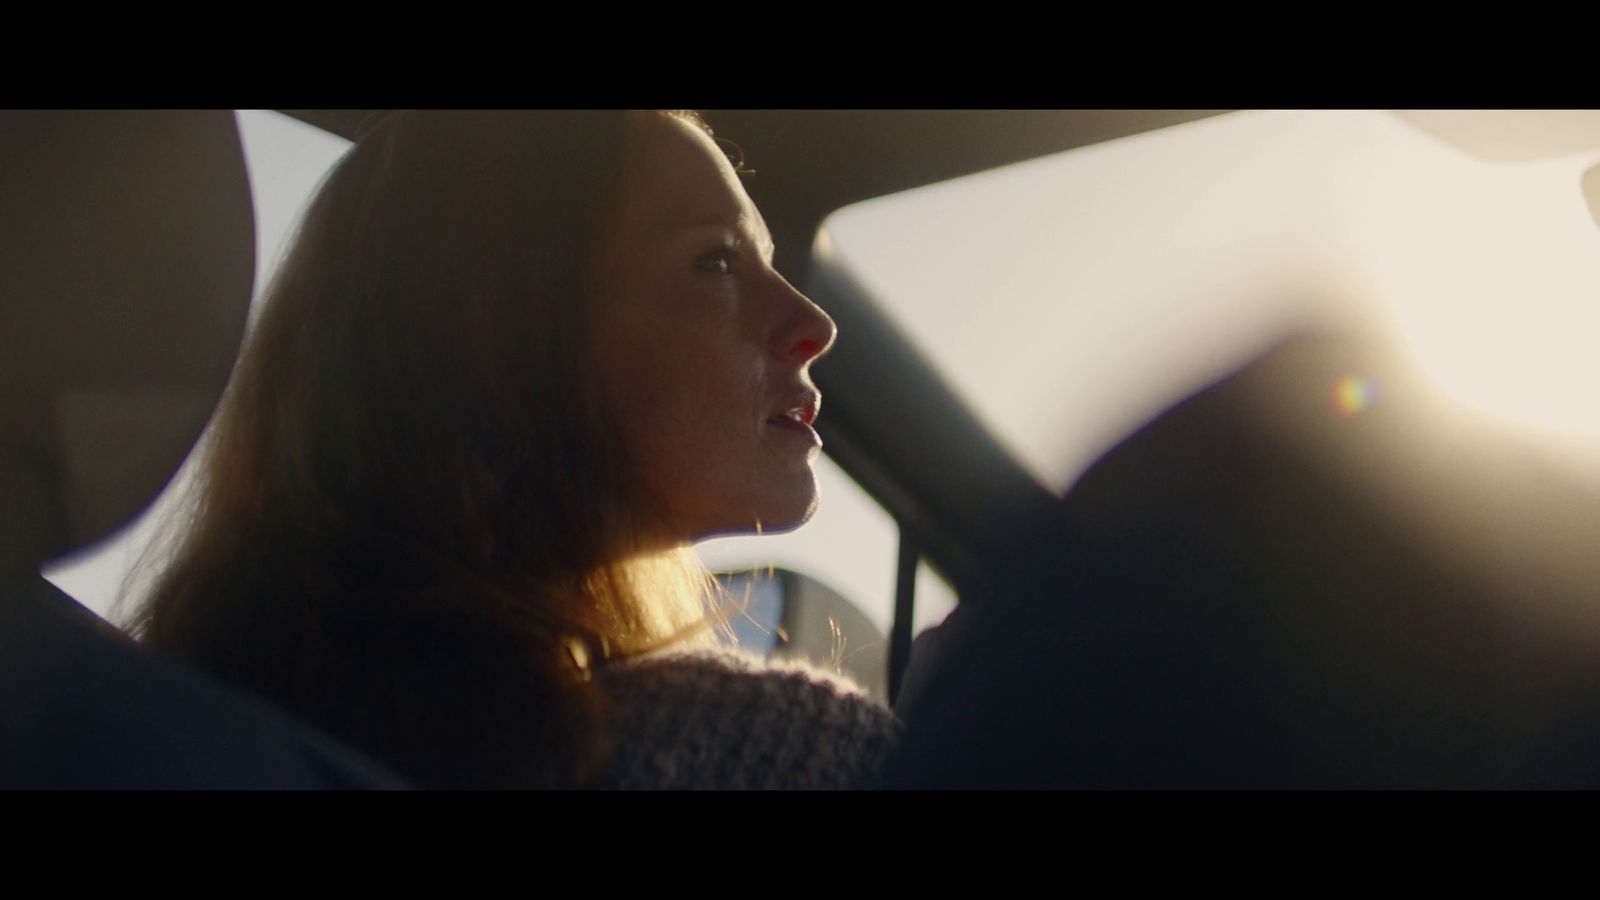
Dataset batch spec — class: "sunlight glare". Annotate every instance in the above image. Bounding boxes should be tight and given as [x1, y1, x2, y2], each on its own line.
[1364, 139, 1600, 442]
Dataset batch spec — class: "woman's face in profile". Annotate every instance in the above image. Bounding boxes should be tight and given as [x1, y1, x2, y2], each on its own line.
[590, 113, 837, 543]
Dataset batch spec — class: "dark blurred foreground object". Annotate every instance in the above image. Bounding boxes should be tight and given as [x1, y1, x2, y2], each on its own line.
[890, 333, 1600, 788]
[0, 575, 401, 789]
[0, 110, 402, 788]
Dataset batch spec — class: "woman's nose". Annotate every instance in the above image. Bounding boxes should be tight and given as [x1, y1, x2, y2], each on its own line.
[773, 280, 837, 365]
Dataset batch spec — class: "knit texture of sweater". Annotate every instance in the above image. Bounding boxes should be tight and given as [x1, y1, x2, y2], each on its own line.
[590, 647, 900, 789]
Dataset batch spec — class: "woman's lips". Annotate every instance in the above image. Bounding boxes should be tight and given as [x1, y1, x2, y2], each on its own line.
[774, 390, 820, 425]
[767, 412, 822, 448]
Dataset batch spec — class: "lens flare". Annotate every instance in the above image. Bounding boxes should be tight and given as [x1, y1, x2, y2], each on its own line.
[1332, 375, 1378, 417]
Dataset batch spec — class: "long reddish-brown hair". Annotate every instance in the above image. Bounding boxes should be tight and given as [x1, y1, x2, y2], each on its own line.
[134, 110, 718, 788]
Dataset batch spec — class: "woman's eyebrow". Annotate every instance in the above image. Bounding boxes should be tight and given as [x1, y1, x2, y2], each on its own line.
[655, 209, 775, 255]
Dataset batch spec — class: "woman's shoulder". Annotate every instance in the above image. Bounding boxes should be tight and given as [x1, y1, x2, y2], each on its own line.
[592, 646, 900, 790]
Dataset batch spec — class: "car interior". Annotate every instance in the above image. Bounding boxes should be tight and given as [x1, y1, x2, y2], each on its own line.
[1, 110, 400, 787]
[10, 109, 1600, 788]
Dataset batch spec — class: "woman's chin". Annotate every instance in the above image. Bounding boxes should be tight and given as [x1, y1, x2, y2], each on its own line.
[692, 491, 820, 541]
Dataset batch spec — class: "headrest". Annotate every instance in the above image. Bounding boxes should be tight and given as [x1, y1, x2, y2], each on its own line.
[0, 111, 253, 571]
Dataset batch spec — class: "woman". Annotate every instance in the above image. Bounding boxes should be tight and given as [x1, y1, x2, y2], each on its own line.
[133, 110, 897, 789]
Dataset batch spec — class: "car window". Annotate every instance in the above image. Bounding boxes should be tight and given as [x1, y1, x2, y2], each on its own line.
[825, 109, 1600, 496]
[697, 454, 958, 639]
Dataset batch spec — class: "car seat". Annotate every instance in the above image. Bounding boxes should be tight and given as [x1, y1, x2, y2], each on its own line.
[0, 110, 404, 788]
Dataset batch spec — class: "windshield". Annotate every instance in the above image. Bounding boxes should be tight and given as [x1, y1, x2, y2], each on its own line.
[826, 109, 1600, 495]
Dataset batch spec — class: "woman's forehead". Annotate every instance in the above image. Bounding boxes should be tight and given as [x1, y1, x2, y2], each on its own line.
[616, 115, 759, 235]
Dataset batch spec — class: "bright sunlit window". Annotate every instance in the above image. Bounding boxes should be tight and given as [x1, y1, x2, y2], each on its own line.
[826, 109, 1600, 495]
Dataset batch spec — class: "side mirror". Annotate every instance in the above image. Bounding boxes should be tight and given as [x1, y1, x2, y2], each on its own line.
[715, 568, 889, 703]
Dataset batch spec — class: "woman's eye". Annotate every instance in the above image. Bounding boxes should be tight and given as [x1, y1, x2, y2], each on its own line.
[695, 247, 737, 276]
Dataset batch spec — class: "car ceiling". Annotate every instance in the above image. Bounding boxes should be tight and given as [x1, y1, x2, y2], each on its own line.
[280, 110, 1229, 237]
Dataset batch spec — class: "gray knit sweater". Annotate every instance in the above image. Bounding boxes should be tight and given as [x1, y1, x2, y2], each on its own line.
[590, 648, 900, 790]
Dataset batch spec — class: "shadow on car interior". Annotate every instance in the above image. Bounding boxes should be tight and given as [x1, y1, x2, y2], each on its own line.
[889, 331, 1600, 788]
